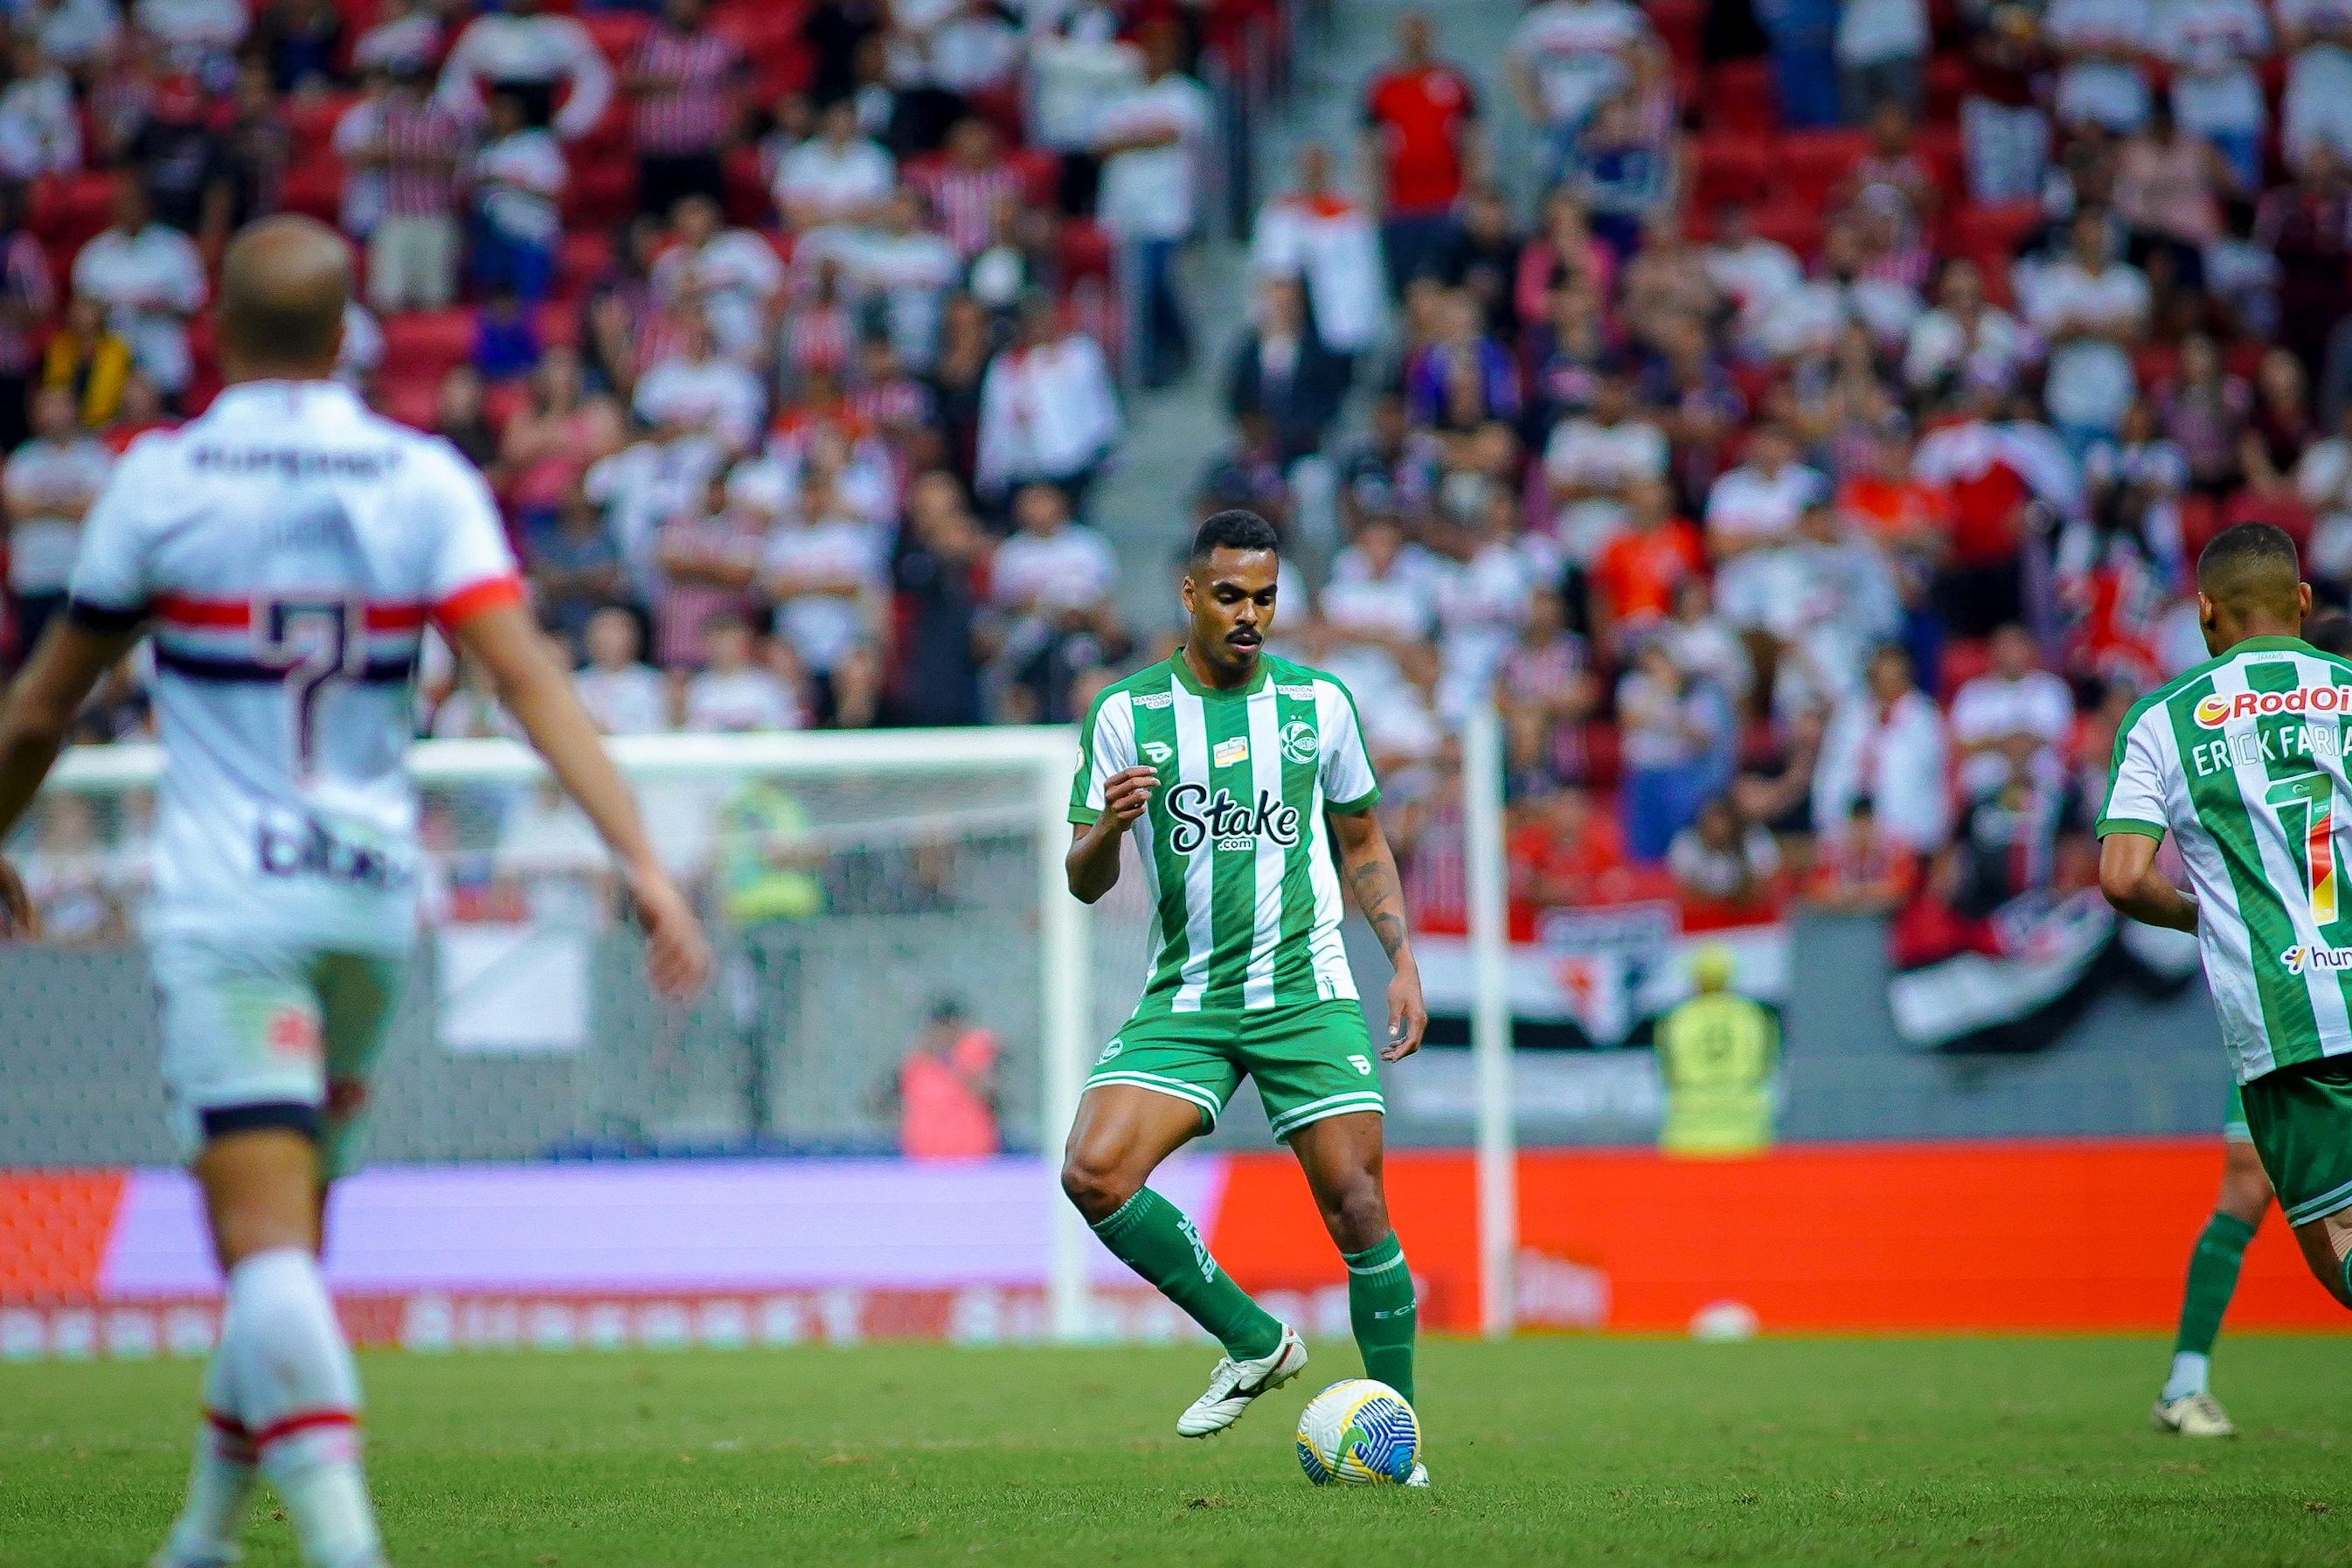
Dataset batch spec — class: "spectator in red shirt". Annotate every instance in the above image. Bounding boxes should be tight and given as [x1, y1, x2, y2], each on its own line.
[1589, 475, 1705, 655]
[1509, 782, 1632, 910]
[1360, 9, 1482, 297]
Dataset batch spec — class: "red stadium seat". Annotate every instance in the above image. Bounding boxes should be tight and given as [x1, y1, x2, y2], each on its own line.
[1703, 60, 1777, 135]
[380, 308, 475, 380]
[563, 159, 638, 231]
[580, 10, 650, 64]
[1692, 135, 1773, 210]
[377, 372, 441, 432]
[1773, 128, 1872, 208]
[280, 162, 344, 225]
[556, 230, 614, 300]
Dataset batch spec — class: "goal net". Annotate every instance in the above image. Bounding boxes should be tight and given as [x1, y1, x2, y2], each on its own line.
[3, 727, 1172, 1343]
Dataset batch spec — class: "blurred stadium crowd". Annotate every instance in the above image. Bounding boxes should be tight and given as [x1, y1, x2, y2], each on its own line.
[5, 0, 2352, 947]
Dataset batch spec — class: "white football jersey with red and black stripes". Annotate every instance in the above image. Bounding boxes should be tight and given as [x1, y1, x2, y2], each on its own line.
[66, 378, 522, 951]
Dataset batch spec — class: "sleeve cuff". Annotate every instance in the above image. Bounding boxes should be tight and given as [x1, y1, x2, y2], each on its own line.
[432, 572, 526, 630]
[1326, 788, 1381, 815]
[65, 597, 148, 635]
[1068, 807, 1102, 826]
[2095, 817, 2167, 841]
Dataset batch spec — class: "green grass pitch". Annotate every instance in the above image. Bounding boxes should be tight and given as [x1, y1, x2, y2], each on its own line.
[5, 1336, 2352, 1566]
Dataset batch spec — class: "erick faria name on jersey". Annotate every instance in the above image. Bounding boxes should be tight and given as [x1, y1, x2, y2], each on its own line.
[2188, 682, 2352, 778]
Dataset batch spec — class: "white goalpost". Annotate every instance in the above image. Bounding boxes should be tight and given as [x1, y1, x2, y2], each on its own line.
[38, 714, 1513, 1343]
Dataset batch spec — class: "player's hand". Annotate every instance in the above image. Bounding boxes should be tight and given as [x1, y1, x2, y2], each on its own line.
[626, 860, 711, 1002]
[1382, 964, 1426, 1063]
[0, 858, 36, 941]
[1102, 765, 1159, 830]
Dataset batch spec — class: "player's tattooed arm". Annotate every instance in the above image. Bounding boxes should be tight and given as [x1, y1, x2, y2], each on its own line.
[1329, 806, 1426, 1060]
[1348, 859, 1412, 962]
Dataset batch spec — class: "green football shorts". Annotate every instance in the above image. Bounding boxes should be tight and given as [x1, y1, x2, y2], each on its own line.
[1085, 999, 1384, 1141]
[2224, 1080, 2251, 1143]
[2240, 1059, 2352, 1228]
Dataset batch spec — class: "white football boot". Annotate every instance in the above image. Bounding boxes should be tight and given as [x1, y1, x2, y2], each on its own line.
[2152, 1392, 2238, 1437]
[1404, 1461, 1431, 1488]
[1176, 1325, 1308, 1437]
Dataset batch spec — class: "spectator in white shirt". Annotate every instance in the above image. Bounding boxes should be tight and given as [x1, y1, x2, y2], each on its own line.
[1837, 0, 1930, 121]
[435, 0, 613, 141]
[2163, 0, 2270, 191]
[1949, 621, 2075, 796]
[0, 36, 79, 180]
[71, 177, 205, 396]
[1703, 203, 1804, 358]
[1904, 258, 2032, 400]
[829, 187, 960, 372]
[2045, 0, 2153, 134]
[1544, 366, 1668, 562]
[1705, 422, 1826, 638]
[2022, 208, 2149, 450]
[134, 0, 245, 72]
[468, 89, 565, 302]
[1813, 643, 1952, 850]
[758, 474, 885, 720]
[774, 98, 895, 236]
[989, 480, 1123, 722]
[1093, 21, 1211, 385]
[4, 384, 111, 655]
[652, 193, 785, 364]
[684, 610, 803, 732]
[634, 310, 766, 454]
[1506, 0, 1649, 185]
[2281, 0, 2352, 167]
[974, 293, 1120, 512]
[33, 0, 120, 69]
[572, 604, 671, 735]
[2300, 402, 2352, 591]
[1249, 139, 1386, 360]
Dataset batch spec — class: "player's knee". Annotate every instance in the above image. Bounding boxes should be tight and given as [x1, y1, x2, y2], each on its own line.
[194, 1126, 324, 1267]
[1317, 1175, 1389, 1253]
[1059, 1148, 1140, 1222]
[2218, 1165, 2273, 1225]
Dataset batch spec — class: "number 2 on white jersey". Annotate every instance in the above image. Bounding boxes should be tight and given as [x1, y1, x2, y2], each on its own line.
[2266, 770, 2342, 926]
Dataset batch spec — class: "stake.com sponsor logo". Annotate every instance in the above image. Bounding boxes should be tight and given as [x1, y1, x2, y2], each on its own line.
[2194, 685, 2352, 727]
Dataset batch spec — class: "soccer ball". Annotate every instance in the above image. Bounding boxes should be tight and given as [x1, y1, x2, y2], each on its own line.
[1294, 1378, 1419, 1485]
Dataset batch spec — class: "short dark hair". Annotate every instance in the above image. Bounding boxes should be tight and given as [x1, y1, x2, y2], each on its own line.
[1190, 509, 1280, 565]
[2196, 522, 2301, 615]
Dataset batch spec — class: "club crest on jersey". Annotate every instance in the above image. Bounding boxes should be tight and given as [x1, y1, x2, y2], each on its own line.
[2196, 684, 2352, 727]
[1280, 719, 1318, 765]
[1140, 740, 1173, 765]
[1166, 782, 1301, 854]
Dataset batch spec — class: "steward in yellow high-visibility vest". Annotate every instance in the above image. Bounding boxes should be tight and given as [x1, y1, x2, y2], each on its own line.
[1655, 944, 1779, 1156]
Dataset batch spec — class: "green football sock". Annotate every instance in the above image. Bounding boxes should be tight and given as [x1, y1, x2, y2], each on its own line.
[2164, 1211, 2255, 1399]
[1343, 1232, 1416, 1405]
[1090, 1189, 1283, 1361]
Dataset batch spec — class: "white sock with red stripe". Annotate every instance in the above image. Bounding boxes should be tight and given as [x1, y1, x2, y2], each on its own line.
[158, 1346, 257, 1565]
[221, 1248, 382, 1568]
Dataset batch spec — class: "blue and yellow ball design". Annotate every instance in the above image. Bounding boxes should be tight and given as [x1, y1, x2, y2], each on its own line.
[1294, 1378, 1419, 1486]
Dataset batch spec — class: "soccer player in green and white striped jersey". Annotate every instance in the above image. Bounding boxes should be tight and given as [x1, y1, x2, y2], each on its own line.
[2142, 605, 2352, 1438]
[2100, 525, 2352, 1387]
[1063, 510, 1428, 1474]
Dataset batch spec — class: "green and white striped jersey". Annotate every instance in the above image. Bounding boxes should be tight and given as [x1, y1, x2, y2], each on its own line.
[2099, 635, 2352, 1084]
[1069, 652, 1380, 1017]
